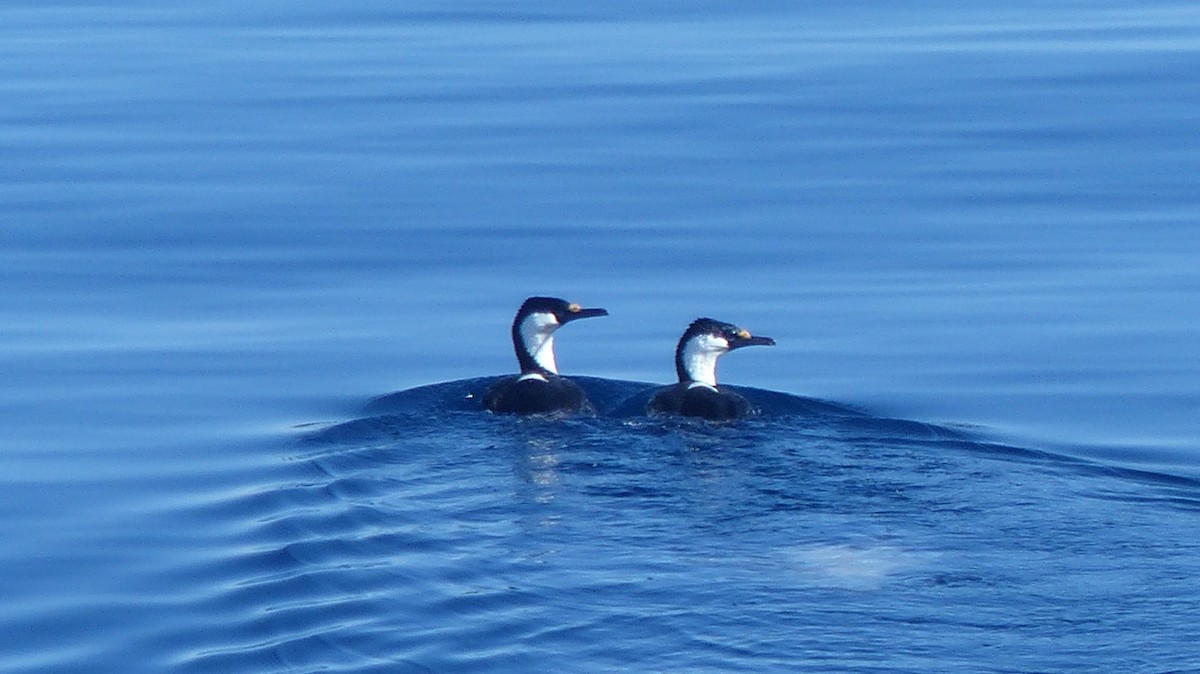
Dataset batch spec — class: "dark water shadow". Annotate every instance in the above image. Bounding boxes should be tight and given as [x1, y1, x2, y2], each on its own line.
[361, 375, 864, 420]
[340, 376, 1200, 507]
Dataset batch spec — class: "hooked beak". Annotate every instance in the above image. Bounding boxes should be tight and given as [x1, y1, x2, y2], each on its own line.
[730, 333, 775, 350]
[562, 306, 608, 323]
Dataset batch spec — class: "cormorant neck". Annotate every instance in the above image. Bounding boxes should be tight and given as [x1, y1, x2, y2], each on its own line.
[514, 311, 559, 375]
[676, 334, 727, 387]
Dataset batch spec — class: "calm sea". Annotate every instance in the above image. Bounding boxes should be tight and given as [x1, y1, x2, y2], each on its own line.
[2, 1, 1199, 672]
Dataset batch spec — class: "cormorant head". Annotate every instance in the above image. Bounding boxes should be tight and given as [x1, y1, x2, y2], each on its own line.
[675, 317, 775, 387]
[511, 296, 608, 375]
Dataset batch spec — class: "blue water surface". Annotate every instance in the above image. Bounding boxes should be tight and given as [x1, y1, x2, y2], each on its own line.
[2, 1, 1199, 672]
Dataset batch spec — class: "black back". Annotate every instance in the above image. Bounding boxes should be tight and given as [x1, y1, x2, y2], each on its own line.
[483, 375, 594, 416]
[646, 383, 755, 422]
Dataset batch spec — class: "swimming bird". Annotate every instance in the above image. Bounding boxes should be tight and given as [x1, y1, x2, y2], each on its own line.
[645, 317, 775, 421]
[483, 296, 608, 415]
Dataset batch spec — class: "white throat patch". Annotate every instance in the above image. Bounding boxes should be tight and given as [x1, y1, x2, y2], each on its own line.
[681, 333, 729, 387]
[519, 311, 561, 374]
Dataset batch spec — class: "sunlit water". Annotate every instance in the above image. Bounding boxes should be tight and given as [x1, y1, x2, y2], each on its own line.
[2, 1, 1200, 672]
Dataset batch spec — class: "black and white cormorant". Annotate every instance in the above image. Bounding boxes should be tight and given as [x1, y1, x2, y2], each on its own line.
[483, 296, 608, 415]
[645, 317, 775, 421]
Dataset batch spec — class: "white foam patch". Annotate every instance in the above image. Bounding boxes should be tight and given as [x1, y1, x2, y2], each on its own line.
[786, 543, 927, 590]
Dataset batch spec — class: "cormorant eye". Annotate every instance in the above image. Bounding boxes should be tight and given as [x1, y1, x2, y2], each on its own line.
[567, 303, 581, 313]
